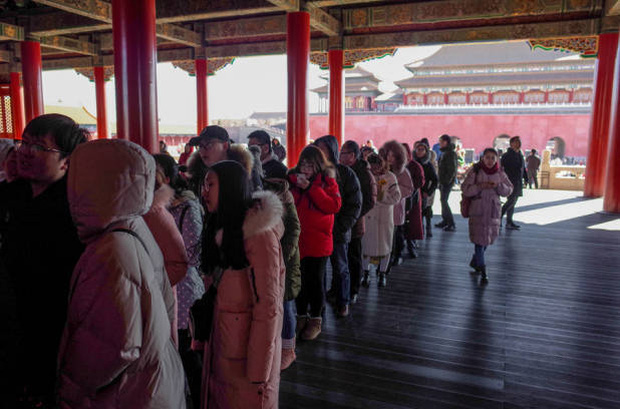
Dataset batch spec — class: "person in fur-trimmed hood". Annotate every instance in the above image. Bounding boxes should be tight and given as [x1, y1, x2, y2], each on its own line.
[199, 160, 285, 409]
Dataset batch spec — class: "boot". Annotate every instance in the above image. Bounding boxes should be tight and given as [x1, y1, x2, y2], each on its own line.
[295, 315, 309, 338]
[469, 256, 481, 273]
[426, 221, 433, 238]
[281, 339, 296, 371]
[480, 267, 489, 285]
[407, 240, 418, 258]
[378, 272, 387, 288]
[301, 317, 322, 341]
[361, 271, 370, 288]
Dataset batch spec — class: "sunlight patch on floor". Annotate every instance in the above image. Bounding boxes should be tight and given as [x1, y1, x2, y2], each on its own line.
[587, 218, 620, 231]
[513, 197, 604, 225]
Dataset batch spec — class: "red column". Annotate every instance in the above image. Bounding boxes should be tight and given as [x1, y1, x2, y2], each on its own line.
[21, 41, 44, 123]
[112, 0, 158, 153]
[94, 66, 108, 139]
[603, 36, 620, 213]
[10, 72, 25, 139]
[328, 49, 344, 145]
[195, 58, 208, 134]
[286, 11, 310, 165]
[585, 33, 619, 197]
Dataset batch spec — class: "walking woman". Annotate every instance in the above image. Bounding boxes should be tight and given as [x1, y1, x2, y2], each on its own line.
[461, 148, 513, 284]
[288, 145, 341, 341]
[200, 160, 285, 409]
[362, 153, 401, 288]
[413, 141, 438, 238]
[402, 143, 425, 258]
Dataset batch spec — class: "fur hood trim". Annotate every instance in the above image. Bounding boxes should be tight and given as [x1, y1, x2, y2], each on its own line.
[152, 184, 175, 210]
[228, 144, 254, 176]
[243, 190, 284, 239]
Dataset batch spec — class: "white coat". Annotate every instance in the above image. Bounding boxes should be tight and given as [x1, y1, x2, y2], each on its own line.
[362, 171, 401, 257]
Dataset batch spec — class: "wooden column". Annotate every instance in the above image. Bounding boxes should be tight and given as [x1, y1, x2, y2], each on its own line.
[585, 33, 619, 197]
[328, 49, 344, 145]
[112, 0, 158, 152]
[20, 41, 44, 123]
[603, 34, 620, 213]
[9, 72, 25, 139]
[94, 66, 109, 139]
[195, 58, 208, 134]
[286, 11, 310, 165]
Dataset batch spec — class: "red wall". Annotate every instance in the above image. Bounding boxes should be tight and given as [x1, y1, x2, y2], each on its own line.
[309, 114, 592, 157]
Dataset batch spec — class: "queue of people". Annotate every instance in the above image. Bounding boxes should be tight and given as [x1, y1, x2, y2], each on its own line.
[0, 115, 524, 409]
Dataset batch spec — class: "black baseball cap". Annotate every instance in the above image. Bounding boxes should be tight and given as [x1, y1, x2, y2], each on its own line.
[247, 129, 271, 146]
[188, 125, 230, 146]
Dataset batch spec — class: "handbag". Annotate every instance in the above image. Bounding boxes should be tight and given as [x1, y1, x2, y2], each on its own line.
[189, 267, 223, 342]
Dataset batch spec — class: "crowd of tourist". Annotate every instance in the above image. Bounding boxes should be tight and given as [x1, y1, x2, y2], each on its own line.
[0, 114, 531, 409]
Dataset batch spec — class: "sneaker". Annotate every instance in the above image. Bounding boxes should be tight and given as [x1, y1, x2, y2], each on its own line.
[295, 315, 309, 337]
[506, 222, 521, 230]
[480, 267, 489, 285]
[337, 304, 349, 318]
[435, 221, 447, 228]
[469, 256, 480, 272]
[281, 348, 297, 371]
[443, 224, 456, 232]
[361, 271, 370, 288]
[301, 317, 322, 341]
[350, 293, 359, 304]
[378, 272, 387, 288]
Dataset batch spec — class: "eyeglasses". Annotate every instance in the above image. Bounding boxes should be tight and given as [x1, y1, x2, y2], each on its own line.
[15, 140, 66, 154]
[198, 140, 222, 151]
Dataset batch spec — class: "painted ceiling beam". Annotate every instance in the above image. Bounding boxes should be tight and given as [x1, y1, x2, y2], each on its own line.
[32, 0, 200, 47]
[342, 0, 602, 31]
[154, 0, 283, 23]
[38, 35, 97, 55]
[203, 15, 287, 41]
[608, 0, 620, 16]
[0, 22, 24, 41]
[304, 2, 342, 37]
[263, 0, 299, 12]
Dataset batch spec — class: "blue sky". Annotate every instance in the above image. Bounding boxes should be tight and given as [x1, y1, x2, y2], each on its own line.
[42, 46, 441, 125]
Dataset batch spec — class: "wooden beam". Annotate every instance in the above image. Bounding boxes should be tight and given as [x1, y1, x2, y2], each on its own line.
[156, 24, 201, 47]
[32, 0, 200, 46]
[309, 0, 383, 6]
[304, 3, 341, 36]
[0, 50, 13, 63]
[155, 0, 283, 23]
[344, 19, 601, 49]
[263, 0, 299, 12]
[343, 0, 603, 31]
[38, 35, 97, 55]
[0, 22, 24, 41]
[608, 0, 620, 16]
[204, 15, 286, 41]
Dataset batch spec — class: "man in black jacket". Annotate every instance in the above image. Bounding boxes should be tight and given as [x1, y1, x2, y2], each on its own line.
[340, 141, 376, 304]
[315, 135, 362, 317]
[501, 136, 526, 230]
[1, 114, 86, 407]
[436, 134, 458, 231]
[247, 129, 288, 179]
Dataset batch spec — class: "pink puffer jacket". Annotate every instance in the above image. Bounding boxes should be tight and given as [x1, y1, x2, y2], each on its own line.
[201, 191, 285, 409]
[461, 166, 513, 246]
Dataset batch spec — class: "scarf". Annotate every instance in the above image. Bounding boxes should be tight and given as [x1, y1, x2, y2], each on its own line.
[480, 161, 499, 175]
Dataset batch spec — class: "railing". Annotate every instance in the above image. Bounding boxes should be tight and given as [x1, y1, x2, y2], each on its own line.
[540, 150, 585, 191]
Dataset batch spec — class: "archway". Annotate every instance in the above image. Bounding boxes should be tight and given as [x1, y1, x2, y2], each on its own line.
[493, 134, 511, 155]
[546, 136, 566, 160]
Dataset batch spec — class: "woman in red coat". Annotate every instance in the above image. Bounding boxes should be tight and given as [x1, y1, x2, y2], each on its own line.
[402, 143, 425, 258]
[288, 145, 341, 341]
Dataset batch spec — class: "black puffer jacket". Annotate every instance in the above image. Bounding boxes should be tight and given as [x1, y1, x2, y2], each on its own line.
[438, 143, 458, 186]
[501, 148, 526, 197]
[415, 151, 438, 205]
[351, 158, 376, 238]
[314, 135, 362, 244]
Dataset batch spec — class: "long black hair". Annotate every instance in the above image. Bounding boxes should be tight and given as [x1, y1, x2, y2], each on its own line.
[201, 160, 253, 274]
[153, 153, 189, 194]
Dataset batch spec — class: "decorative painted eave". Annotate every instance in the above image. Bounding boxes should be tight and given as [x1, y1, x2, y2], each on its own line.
[171, 57, 236, 76]
[527, 36, 599, 58]
[311, 48, 396, 70]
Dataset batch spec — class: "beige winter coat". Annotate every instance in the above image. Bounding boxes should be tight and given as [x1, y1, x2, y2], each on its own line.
[58, 139, 185, 409]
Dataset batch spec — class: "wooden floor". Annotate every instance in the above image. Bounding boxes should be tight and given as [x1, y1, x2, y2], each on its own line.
[280, 190, 620, 409]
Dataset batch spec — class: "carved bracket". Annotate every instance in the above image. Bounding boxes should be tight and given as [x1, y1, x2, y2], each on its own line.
[75, 66, 114, 82]
[171, 57, 235, 76]
[527, 36, 599, 58]
[311, 47, 396, 69]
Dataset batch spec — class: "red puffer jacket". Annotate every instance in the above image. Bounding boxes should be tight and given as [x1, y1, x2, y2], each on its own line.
[289, 171, 341, 259]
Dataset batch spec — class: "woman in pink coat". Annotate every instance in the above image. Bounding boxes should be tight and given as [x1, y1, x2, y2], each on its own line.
[461, 148, 513, 285]
[200, 160, 285, 409]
